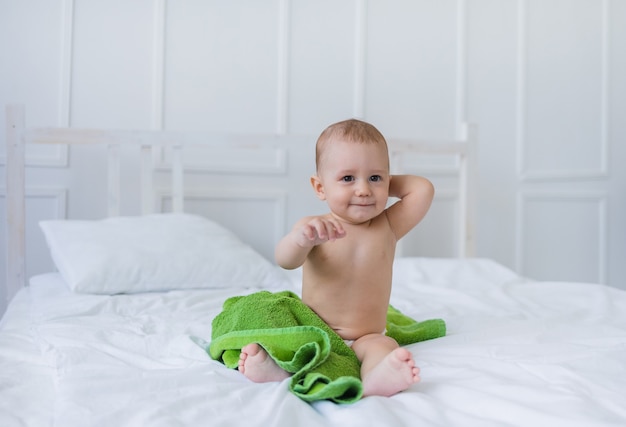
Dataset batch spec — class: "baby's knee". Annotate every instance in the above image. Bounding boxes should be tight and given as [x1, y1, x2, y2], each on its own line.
[352, 333, 398, 352]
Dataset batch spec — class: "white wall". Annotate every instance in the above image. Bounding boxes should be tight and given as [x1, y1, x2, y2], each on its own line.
[1, 0, 625, 315]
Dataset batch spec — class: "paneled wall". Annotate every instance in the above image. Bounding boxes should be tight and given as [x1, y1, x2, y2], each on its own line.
[514, 0, 614, 285]
[1, 0, 625, 315]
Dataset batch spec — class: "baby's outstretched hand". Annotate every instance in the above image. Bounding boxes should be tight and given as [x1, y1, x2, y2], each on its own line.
[299, 216, 346, 247]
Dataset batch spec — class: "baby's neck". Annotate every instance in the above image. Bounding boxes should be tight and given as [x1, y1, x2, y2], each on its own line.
[329, 212, 376, 227]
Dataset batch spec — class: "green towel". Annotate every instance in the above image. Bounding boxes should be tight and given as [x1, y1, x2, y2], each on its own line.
[198, 290, 445, 404]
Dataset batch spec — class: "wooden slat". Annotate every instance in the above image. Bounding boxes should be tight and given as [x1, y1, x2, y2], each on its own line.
[22, 127, 288, 148]
[107, 144, 121, 217]
[463, 123, 479, 257]
[171, 144, 184, 213]
[140, 145, 154, 215]
[5, 105, 26, 302]
[387, 139, 469, 155]
[458, 151, 469, 257]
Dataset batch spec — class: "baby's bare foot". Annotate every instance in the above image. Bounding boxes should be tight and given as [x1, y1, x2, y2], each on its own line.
[238, 343, 291, 383]
[362, 347, 420, 397]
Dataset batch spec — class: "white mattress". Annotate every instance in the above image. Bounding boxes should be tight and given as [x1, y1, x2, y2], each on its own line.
[1, 257, 625, 427]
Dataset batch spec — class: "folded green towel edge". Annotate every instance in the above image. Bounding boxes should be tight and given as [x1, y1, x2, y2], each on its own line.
[194, 290, 446, 404]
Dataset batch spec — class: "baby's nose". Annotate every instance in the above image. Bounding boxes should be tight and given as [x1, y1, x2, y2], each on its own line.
[355, 182, 371, 196]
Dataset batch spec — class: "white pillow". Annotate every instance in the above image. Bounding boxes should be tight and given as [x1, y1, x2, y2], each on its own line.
[39, 213, 289, 294]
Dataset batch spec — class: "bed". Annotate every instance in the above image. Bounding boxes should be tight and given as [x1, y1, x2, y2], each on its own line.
[2, 104, 626, 427]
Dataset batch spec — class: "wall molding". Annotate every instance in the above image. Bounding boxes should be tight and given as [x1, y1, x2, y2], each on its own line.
[155, 188, 288, 246]
[455, 0, 468, 133]
[434, 189, 462, 257]
[515, 190, 608, 283]
[0, 187, 67, 217]
[391, 149, 460, 176]
[59, 0, 74, 128]
[151, 0, 166, 131]
[28, 187, 68, 218]
[0, 0, 72, 170]
[515, 0, 610, 182]
[276, 0, 290, 134]
[156, 145, 288, 175]
[0, 146, 69, 168]
[10, 0, 75, 169]
[352, 0, 367, 119]
[397, 188, 460, 257]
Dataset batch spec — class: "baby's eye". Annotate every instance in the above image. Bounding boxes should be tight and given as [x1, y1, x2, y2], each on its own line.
[342, 176, 355, 182]
[369, 175, 382, 182]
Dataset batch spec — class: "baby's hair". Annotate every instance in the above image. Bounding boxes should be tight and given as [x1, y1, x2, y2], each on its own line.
[315, 119, 389, 171]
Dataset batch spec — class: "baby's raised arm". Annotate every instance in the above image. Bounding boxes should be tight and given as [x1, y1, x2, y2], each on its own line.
[275, 215, 346, 269]
[385, 175, 434, 240]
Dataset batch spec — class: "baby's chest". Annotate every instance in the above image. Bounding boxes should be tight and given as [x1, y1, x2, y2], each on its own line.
[336, 228, 396, 259]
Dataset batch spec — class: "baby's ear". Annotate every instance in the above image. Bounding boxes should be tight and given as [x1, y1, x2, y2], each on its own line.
[310, 175, 326, 200]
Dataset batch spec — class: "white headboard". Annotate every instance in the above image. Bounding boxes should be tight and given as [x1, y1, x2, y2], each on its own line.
[4, 104, 477, 305]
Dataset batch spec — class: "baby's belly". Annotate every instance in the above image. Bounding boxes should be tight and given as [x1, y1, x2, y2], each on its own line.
[302, 277, 391, 341]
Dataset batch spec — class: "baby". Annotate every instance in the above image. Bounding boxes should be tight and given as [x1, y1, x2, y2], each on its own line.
[238, 119, 434, 397]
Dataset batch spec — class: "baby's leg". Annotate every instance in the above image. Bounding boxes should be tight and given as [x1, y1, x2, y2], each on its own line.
[238, 343, 291, 383]
[352, 334, 420, 397]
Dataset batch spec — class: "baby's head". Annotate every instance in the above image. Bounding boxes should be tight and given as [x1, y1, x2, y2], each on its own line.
[315, 119, 389, 173]
[312, 119, 391, 224]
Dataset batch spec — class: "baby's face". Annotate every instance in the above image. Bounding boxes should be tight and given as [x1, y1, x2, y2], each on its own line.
[315, 139, 390, 225]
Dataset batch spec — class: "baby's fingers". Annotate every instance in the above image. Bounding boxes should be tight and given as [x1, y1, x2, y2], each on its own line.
[325, 222, 345, 241]
[302, 224, 319, 241]
[301, 216, 346, 245]
[306, 219, 333, 242]
[301, 222, 329, 245]
[311, 219, 332, 241]
[328, 220, 346, 240]
[317, 218, 346, 242]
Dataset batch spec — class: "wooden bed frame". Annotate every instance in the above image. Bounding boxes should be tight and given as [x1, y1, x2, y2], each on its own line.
[4, 104, 477, 304]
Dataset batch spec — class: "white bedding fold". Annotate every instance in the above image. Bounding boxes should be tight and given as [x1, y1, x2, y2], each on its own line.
[16, 259, 626, 427]
[0, 288, 56, 427]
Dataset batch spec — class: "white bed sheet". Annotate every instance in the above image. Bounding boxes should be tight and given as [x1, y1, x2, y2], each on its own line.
[1, 257, 626, 427]
[0, 287, 56, 426]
